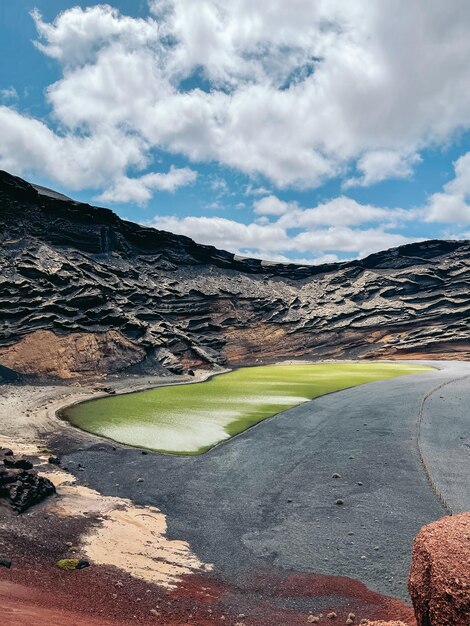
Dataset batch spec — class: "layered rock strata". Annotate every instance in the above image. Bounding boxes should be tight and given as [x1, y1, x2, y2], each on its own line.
[1, 170, 469, 378]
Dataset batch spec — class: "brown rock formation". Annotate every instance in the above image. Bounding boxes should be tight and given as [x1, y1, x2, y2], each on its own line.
[0, 330, 145, 378]
[408, 513, 470, 626]
[1, 169, 469, 378]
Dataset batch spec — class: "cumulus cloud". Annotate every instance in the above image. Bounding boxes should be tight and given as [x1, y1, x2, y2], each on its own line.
[147, 215, 291, 252]
[147, 196, 419, 261]
[96, 167, 197, 204]
[345, 150, 422, 187]
[425, 152, 470, 223]
[253, 195, 292, 216]
[1, 1, 470, 197]
[277, 197, 398, 228]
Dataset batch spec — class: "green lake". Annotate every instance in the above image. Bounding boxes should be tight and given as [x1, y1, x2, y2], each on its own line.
[63, 362, 432, 454]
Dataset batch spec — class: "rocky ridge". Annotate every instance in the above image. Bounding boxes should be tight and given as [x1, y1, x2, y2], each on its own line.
[0, 169, 469, 378]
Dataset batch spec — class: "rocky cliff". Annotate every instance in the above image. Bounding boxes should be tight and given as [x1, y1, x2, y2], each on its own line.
[0, 170, 469, 378]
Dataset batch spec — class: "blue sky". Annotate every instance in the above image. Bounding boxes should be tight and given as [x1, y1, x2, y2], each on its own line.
[1, 1, 470, 263]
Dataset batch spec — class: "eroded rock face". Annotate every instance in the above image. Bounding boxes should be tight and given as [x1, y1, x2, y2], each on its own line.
[0, 329, 145, 378]
[408, 513, 470, 626]
[1, 170, 469, 378]
[0, 448, 56, 512]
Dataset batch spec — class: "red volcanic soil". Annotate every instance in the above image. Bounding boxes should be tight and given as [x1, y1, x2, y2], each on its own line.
[0, 560, 417, 626]
[0, 490, 416, 625]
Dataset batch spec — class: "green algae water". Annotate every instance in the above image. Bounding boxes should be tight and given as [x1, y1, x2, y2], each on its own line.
[64, 363, 432, 454]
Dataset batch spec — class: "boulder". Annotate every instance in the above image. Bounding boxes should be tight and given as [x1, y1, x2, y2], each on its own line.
[408, 512, 470, 626]
[0, 452, 56, 512]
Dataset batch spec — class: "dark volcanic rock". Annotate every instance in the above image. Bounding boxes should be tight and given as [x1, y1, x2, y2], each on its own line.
[0, 448, 56, 513]
[0, 169, 469, 378]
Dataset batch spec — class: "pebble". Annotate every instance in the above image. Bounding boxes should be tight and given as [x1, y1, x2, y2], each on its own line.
[307, 616, 320, 623]
[335, 499, 344, 505]
[327, 611, 337, 619]
[332, 473, 341, 479]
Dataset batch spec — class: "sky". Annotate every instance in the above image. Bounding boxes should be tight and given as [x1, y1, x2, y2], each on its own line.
[1, 1, 470, 264]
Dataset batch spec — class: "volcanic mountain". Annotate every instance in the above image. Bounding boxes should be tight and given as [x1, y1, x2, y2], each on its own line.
[0, 169, 469, 379]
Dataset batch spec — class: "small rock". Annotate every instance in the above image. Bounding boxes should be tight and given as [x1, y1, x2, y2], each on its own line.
[0, 558, 12, 569]
[307, 615, 320, 623]
[56, 558, 89, 570]
[327, 612, 337, 619]
[335, 499, 344, 505]
[4, 457, 33, 470]
[150, 608, 160, 616]
[141, 450, 148, 455]
[357, 481, 363, 486]
[346, 613, 356, 624]
[332, 473, 341, 479]
[48, 456, 60, 466]
[137, 477, 144, 483]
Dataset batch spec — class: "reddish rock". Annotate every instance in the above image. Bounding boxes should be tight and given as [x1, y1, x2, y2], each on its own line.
[0, 329, 145, 378]
[408, 512, 470, 626]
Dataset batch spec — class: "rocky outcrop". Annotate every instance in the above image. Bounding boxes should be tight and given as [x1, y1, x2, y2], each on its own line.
[0, 329, 145, 378]
[408, 513, 470, 626]
[1, 169, 469, 378]
[0, 448, 55, 512]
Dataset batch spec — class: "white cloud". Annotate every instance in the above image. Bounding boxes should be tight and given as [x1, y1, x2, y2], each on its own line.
[0, 87, 18, 101]
[425, 152, 470, 223]
[0, 105, 146, 189]
[253, 195, 292, 216]
[293, 226, 417, 257]
[147, 215, 290, 252]
[1, 1, 470, 198]
[31, 6, 160, 67]
[278, 196, 398, 228]
[96, 166, 197, 204]
[345, 150, 422, 187]
[146, 210, 420, 261]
